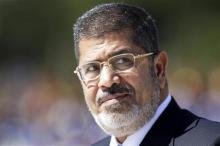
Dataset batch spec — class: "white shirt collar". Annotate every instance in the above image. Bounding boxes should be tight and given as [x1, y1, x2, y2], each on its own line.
[110, 95, 172, 146]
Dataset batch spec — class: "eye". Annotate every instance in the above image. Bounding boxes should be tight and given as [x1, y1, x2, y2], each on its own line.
[84, 63, 100, 74]
[80, 62, 101, 80]
[111, 55, 134, 70]
[115, 57, 132, 65]
[87, 65, 97, 71]
[115, 58, 129, 64]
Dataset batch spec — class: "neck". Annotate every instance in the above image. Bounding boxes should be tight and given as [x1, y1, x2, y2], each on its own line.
[116, 136, 127, 144]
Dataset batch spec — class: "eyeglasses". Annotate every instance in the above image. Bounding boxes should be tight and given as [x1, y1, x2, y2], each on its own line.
[74, 52, 154, 82]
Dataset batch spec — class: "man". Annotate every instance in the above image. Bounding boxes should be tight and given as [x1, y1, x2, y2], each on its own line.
[73, 3, 220, 146]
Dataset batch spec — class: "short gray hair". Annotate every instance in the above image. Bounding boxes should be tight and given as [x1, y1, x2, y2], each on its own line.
[73, 3, 159, 62]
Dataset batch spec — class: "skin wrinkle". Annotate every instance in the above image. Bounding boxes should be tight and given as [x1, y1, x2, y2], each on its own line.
[78, 30, 146, 64]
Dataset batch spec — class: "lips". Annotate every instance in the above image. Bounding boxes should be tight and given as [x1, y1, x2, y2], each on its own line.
[98, 93, 131, 105]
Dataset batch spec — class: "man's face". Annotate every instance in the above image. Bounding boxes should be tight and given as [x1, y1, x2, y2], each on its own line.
[77, 31, 162, 137]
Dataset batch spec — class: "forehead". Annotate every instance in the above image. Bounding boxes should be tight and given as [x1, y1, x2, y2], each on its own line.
[78, 31, 144, 64]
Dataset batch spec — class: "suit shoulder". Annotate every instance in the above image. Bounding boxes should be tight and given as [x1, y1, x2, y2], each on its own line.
[196, 118, 220, 133]
[175, 118, 220, 145]
[91, 136, 111, 146]
[179, 109, 220, 134]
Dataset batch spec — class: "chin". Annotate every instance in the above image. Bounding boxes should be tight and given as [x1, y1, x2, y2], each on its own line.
[92, 98, 160, 137]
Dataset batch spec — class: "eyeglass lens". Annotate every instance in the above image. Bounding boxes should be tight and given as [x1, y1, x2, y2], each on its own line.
[80, 54, 135, 80]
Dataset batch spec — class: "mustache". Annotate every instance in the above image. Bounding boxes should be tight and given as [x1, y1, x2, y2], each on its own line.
[96, 83, 134, 105]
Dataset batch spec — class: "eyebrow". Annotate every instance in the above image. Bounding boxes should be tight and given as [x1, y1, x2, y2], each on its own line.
[83, 48, 133, 63]
[109, 49, 133, 57]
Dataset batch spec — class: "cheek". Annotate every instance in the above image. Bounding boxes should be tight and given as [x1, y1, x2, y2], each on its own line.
[123, 67, 154, 104]
[121, 71, 147, 100]
[82, 84, 99, 113]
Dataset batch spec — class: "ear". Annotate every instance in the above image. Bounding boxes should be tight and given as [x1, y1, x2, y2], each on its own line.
[154, 51, 168, 88]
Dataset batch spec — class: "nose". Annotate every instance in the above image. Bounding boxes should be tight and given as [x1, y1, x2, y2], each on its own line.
[98, 65, 120, 89]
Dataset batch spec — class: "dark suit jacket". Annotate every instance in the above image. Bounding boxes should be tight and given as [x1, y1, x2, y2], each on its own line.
[92, 98, 220, 146]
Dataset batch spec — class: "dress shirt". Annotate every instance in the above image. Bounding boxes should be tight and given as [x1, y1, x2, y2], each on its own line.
[109, 95, 172, 146]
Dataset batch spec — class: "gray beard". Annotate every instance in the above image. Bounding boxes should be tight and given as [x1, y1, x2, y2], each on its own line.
[92, 89, 160, 137]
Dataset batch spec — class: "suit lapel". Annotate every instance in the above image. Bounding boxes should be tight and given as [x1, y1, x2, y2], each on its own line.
[140, 97, 198, 146]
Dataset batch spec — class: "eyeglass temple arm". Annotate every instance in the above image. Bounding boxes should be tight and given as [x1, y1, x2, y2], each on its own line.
[135, 52, 154, 59]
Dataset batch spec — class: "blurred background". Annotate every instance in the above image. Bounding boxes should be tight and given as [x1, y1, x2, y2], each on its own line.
[0, 0, 219, 145]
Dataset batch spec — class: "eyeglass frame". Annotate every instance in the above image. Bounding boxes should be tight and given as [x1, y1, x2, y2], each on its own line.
[74, 52, 154, 83]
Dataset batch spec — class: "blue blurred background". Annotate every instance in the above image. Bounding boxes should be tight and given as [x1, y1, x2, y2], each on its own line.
[0, 0, 220, 145]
